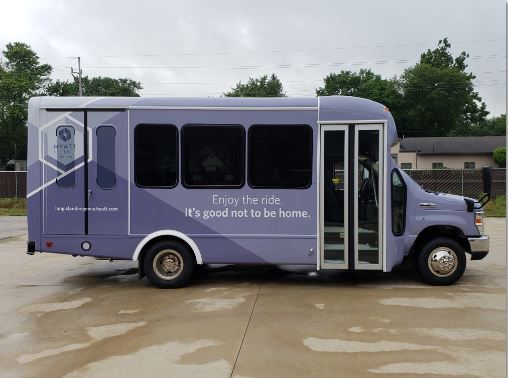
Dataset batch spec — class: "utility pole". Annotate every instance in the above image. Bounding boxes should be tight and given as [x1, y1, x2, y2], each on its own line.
[71, 57, 83, 96]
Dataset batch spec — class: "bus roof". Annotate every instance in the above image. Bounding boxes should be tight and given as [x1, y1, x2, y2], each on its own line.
[31, 95, 398, 145]
[34, 96, 317, 109]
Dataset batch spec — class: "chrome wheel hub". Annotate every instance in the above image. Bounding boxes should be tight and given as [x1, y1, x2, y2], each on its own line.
[153, 249, 183, 280]
[428, 247, 457, 277]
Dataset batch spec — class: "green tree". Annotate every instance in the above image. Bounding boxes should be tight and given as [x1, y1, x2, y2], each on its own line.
[451, 114, 506, 136]
[0, 42, 52, 165]
[316, 69, 400, 103]
[483, 114, 506, 136]
[316, 68, 402, 119]
[224, 74, 285, 97]
[46, 76, 141, 96]
[398, 38, 488, 137]
[493, 146, 506, 168]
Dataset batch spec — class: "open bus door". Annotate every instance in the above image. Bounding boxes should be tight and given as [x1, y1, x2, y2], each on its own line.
[320, 123, 384, 270]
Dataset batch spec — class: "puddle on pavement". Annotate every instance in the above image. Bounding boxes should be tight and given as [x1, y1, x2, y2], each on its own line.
[380, 292, 505, 310]
[7, 276, 257, 377]
[62, 339, 230, 378]
[358, 283, 501, 290]
[0, 332, 29, 347]
[87, 322, 147, 341]
[19, 297, 92, 314]
[411, 327, 505, 341]
[303, 337, 433, 353]
[186, 297, 246, 312]
[305, 323, 505, 377]
[204, 287, 228, 292]
[18, 321, 146, 364]
[369, 348, 505, 378]
[346, 325, 504, 341]
[185, 286, 259, 312]
[3, 255, 505, 378]
[118, 309, 140, 314]
[370, 316, 391, 323]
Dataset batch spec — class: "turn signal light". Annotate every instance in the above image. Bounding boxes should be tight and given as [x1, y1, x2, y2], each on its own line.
[475, 212, 484, 226]
[474, 211, 484, 234]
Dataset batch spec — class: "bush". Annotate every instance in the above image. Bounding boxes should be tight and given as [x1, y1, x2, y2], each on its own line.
[0, 198, 26, 216]
[484, 195, 506, 217]
[493, 146, 506, 168]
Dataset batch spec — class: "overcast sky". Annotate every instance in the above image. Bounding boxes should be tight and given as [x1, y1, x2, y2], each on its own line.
[1, 0, 506, 115]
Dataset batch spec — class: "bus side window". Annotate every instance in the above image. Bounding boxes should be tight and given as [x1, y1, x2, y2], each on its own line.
[182, 125, 245, 188]
[135, 124, 178, 188]
[391, 169, 406, 236]
[248, 125, 312, 189]
[96, 126, 116, 189]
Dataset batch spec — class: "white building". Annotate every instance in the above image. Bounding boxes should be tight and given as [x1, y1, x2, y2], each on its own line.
[392, 136, 505, 169]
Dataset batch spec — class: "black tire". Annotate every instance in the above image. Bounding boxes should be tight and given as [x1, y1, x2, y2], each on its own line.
[416, 237, 466, 286]
[143, 240, 194, 288]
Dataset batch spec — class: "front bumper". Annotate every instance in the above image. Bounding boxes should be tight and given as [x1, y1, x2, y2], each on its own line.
[467, 235, 489, 260]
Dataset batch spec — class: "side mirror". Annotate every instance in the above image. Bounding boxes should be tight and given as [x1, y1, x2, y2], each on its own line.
[482, 167, 492, 195]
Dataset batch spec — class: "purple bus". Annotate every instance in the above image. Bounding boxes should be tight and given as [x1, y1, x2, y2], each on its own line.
[26, 96, 490, 288]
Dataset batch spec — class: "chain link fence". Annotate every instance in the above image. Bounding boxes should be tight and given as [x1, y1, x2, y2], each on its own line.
[405, 168, 506, 198]
[0, 171, 27, 198]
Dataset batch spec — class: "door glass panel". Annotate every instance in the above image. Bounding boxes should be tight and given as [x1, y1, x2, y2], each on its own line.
[323, 130, 346, 264]
[357, 130, 380, 265]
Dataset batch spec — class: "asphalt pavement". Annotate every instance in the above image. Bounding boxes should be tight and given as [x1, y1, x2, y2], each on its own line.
[0, 217, 505, 377]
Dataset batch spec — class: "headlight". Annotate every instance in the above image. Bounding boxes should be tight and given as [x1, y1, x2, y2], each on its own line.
[475, 211, 484, 234]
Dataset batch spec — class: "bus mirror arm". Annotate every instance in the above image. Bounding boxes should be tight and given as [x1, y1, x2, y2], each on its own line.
[475, 167, 492, 209]
[482, 167, 492, 195]
[475, 193, 490, 209]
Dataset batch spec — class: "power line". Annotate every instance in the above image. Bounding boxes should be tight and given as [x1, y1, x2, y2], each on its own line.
[0, 80, 504, 101]
[139, 73, 506, 86]
[138, 82, 507, 96]
[38, 37, 506, 60]
[59, 54, 504, 71]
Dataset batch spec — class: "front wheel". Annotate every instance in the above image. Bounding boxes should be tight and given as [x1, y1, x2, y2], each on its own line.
[143, 240, 194, 288]
[416, 237, 466, 286]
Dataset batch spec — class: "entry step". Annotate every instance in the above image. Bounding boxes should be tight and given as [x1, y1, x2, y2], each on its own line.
[324, 259, 345, 264]
[323, 259, 377, 265]
[324, 226, 375, 234]
[324, 243, 378, 251]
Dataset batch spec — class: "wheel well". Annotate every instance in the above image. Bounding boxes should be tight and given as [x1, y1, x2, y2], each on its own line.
[137, 236, 198, 278]
[410, 225, 470, 258]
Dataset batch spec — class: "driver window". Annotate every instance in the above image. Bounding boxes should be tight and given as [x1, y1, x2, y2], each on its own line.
[391, 169, 406, 236]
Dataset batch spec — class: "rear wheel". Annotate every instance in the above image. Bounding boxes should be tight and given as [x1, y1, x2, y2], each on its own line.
[143, 240, 194, 288]
[416, 237, 466, 285]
